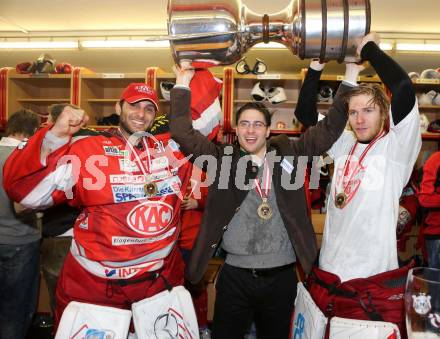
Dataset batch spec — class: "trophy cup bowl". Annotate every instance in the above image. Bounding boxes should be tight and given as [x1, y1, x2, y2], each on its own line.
[168, 0, 371, 65]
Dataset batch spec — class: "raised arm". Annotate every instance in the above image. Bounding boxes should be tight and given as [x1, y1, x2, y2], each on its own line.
[294, 60, 324, 127]
[359, 33, 415, 125]
[293, 81, 352, 156]
[169, 63, 221, 160]
[3, 108, 88, 209]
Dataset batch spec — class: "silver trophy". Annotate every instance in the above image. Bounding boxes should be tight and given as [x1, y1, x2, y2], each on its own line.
[167, 0, 370, 65]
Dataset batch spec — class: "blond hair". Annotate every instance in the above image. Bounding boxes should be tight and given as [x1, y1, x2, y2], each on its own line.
[344, 83, 390, 131]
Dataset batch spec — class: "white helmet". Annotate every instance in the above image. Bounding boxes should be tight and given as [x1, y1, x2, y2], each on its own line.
[421, 69, 440, 79]
[408, 72, 420, 80]
[420, 113, 430, 133]
[251, 82, 266, 101]
[433, 92, 440, 106]
[418, 91, 437, 106]
[267, 86, 287, 104]
[317, 85, 333, 102]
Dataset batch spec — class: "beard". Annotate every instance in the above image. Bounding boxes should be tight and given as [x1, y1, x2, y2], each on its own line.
[118, 117, 153, 137]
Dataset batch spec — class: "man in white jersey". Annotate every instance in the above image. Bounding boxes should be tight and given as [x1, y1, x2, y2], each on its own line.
[295, 32, 422, 335]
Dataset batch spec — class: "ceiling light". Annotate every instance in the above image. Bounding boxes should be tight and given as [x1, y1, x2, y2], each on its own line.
[379, 42, 393, 51]
[396, 43, 440, 52]
[255, 41, 395, 51]
[81, 40, 170, 48]
[0, 41, 78, 49]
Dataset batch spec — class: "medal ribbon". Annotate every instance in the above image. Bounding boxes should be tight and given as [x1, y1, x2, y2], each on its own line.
[334, 130, 386, 201]
[118, 129, 152, 179]
[254, 158, 271, 201]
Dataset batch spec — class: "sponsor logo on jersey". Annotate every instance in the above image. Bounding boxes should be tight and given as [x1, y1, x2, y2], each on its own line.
[126, 201, 174, 235]
[151, 156, 169, 171]
[110, 174, 147, 184]
[103, 146, 129, 157]
[293, 313, 305, 338]
[119, 158, 140, 172]
[109, 170, 174, 185]
[112, 185, 145, 202]
[112, 227, 176, 246]
[105, 269, 117, 277]
[146, 170, 175, 182]
[104, 262, 158, 279]
[112, 176, 181, 203]
[85, 329, 115, 338]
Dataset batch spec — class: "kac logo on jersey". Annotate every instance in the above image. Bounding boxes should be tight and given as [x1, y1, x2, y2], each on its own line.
[127, 201, 173, 235]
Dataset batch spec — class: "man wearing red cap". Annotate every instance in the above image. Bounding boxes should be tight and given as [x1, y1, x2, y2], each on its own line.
[3, 83, 192, 325]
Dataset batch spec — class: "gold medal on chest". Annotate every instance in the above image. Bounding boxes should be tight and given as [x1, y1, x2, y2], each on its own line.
[335, 192, 347, 209]
[144, 182, 158, 197]
[257, 200, 273, 220]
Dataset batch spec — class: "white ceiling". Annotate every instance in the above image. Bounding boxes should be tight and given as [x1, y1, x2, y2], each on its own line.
[1, 0, 439, 33]
[0, 0, 439, 73]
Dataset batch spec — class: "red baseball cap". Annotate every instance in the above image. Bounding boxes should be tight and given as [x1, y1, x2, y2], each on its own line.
[120, 83, 159, 110]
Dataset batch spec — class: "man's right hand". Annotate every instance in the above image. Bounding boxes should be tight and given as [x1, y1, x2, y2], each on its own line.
[344, 62, 366, 83]
[173, 61, 195, 87]
[310, 59, 325, 72]
[50, 106, 89, 139]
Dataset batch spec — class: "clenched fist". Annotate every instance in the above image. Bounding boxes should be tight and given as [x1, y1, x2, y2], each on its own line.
[50, 106, 89, 138]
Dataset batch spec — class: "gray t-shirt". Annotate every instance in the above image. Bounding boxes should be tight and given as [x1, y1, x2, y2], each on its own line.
[222, 163, 296, 268]
[0, 139, 40, 245]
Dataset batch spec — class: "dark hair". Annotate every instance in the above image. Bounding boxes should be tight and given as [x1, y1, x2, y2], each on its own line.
[235, 102, 271, 127]
[6, 109, 40, 137]
[48, 103, 79, 123]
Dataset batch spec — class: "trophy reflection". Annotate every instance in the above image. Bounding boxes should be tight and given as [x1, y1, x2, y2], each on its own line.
[405, 267, 440, 338]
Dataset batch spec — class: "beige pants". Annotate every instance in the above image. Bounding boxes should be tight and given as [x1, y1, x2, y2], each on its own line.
[40, 236, 72, 313]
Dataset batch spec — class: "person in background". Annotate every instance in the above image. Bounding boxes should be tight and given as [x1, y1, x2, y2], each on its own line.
[296, 33, 421, 334]
[418, 151, 440, 268]
[0, 109, 41, 339]
[169, 56, 353, 338]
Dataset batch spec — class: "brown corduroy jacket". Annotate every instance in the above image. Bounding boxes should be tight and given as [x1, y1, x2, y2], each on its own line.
[169, 83, 351, 284]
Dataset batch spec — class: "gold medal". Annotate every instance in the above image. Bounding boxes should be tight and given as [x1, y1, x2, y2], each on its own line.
[335, 192, 347, 209]
[257, 200, 273, 220]
[144, 182, 157, 197]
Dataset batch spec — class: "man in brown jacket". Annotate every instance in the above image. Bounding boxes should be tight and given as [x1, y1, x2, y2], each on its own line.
[169, 64, 352, 339]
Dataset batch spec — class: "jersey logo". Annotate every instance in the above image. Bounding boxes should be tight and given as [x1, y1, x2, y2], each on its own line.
[119, 158, 140, 172]
[103, 146, 128, 157]
[127, 201, 174, 235]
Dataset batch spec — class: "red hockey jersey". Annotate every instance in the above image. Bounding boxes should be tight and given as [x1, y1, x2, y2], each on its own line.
[3, 126, 192, 279]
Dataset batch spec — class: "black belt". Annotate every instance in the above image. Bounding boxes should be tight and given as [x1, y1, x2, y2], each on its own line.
[243, 263, 295, 278]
